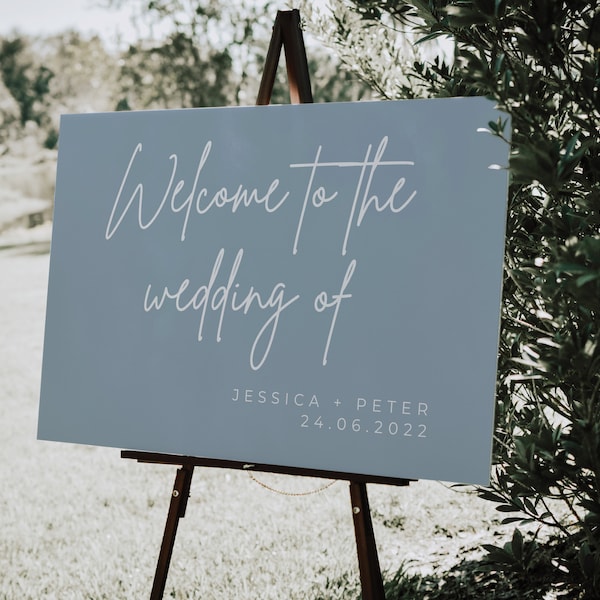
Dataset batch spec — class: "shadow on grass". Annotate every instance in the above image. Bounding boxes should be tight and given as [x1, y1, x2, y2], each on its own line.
[317, 545, 585, 600]
[0, 239, 51, 256]
[381, 557, 556, 600]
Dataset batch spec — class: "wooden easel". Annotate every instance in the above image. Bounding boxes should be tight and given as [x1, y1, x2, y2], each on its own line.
[122, 10, 412, 600]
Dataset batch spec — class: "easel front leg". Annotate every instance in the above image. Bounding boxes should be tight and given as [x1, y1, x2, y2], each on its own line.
[150, 464, 194, 600]
[349, 481, 385, 600]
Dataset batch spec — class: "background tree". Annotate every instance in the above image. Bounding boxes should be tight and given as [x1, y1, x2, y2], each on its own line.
[0, 32, 120, 149]
[42, 31, 119, 116]
[42, 31, 120, 148]
[103, 0, 370, 107]
[111, 0, 245, 108]
[0, 75, 20, 147]
[0, 37, 54, 128]
[118, 31, 234, 108]
[304, 1, 600, 595]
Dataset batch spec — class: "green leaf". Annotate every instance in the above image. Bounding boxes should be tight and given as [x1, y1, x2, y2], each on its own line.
[496, 504, 521, 512]
[511, 528, 524, 562]
[576, 273, 600, 287]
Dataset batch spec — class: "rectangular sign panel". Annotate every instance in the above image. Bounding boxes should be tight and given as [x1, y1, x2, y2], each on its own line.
[39, 99, 509, 485]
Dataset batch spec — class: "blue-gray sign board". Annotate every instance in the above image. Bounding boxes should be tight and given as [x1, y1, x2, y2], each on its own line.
[38, 99, 509, 485]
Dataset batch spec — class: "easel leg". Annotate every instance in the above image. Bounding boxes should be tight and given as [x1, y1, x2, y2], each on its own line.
[350, 481, 386, 600]
[150, 464, 194, 600]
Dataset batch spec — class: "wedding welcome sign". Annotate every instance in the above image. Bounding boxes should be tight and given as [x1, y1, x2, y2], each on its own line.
[38, 98, 510, 485]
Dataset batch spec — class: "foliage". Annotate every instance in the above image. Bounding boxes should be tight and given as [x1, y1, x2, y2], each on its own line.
[311, 0, 600, 596]
[480, 528, 539, 574]
[107, 0, 371, 108]
[0, 36, 54, 127]
[111, 0, 258, 108]
[297, 0, 448, 99]
[0, 77, 20, 145]
[0, 32, 120, 149]
[118, 31, 235, 108]
[41, 31, 120, 117]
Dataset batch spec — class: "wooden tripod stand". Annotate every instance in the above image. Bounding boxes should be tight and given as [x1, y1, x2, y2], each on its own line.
[123, 449, 411, 600]
[122, 10, 412, 600]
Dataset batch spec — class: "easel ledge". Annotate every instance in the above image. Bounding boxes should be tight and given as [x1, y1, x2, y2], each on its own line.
[121, 450, 412, 487]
